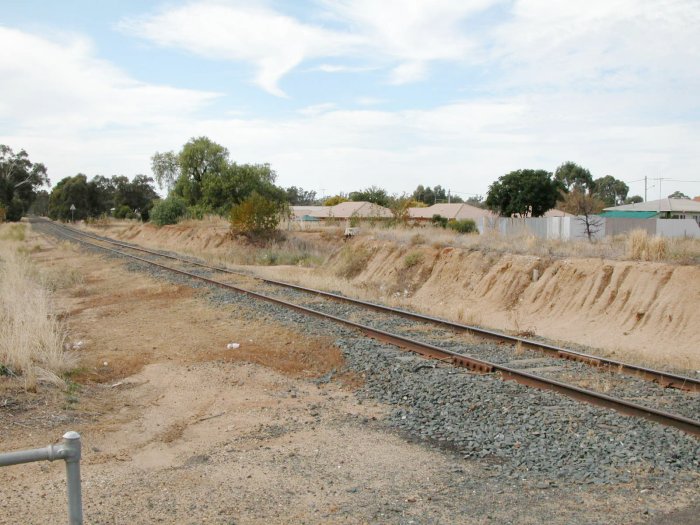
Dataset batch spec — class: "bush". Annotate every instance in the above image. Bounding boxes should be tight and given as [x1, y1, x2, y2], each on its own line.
[114, 205, 132, 219]
[431, 214, 448, 228]
[404, 251, 424, 268]
[150, 197, 187, 226]
[447, 218, 477, 234]
[229, 192, 283, 238]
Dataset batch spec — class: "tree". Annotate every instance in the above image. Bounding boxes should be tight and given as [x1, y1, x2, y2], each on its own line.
[200, 163, 285, 214]
[554, 161, 595, 193]
[48, 174, 92, 221]
[485, 169, 562, 217]
[150, 196, 188, 226]
[349, 185, 389, 206]
[151, 151, 179, 192]
[172, 137, 229, 205]
[48, 174, 159, 221]
[323, 195, 349, 206]
[0, 145, 50, 221]
[668, 190, 690, 200]
[593, 175, 628, 207]
[285, 186, 318, 205]
[558, 188, 605, 241]
[624, 195, 643, 204]
[465, 195, 485, 208]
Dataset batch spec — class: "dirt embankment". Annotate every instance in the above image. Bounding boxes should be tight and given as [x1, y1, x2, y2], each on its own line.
[329, 240, 700, 369]
[84, 221, 700, 370]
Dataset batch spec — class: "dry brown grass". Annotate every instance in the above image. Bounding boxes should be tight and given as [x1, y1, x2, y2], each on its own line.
[363, 224, 699, 264]
[0, 231, 74, 390]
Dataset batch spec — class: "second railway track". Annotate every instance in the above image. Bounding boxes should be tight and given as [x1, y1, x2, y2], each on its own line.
[34, 218, 700, 437]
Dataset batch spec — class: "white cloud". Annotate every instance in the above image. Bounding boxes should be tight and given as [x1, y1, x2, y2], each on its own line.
[121, 0, 498, 93]
[0, 26, 218, 130]
[121, 1, 361, 96]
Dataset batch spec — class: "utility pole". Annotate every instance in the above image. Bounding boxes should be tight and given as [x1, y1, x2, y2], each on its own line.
[644, 176, 647, 202]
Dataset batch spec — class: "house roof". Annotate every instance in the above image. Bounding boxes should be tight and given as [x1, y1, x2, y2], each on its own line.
[290, 206, 325, 219]
[297, 201, 393, 219]
[599, 210, 658, 219]
[604, 198, 700, 213]
[408, 203, 495, 220]
[543, 208, 574, 218]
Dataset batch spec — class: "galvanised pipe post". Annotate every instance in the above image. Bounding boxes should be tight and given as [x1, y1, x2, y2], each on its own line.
[0, 431, 83, 525]
[62, 431, 83, 525]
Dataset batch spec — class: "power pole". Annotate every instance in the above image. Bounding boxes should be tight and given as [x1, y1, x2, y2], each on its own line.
[644, 176, 647, 202]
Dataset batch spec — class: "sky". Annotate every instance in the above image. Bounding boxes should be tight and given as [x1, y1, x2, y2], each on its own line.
[2, 0, 700, 200]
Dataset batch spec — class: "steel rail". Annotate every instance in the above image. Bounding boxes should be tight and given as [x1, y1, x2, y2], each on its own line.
[49, 219, 700, 393]
[37, 220, 700, 437]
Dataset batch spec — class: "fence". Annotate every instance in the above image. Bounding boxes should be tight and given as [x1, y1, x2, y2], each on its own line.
[477, 216, 700, 240]
[0, 431, 83, 524]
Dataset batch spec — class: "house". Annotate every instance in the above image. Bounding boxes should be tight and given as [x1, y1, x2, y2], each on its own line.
[601, 198, 700, 225]
[290, 201, 392, 221]
[407, 203, 496, 222]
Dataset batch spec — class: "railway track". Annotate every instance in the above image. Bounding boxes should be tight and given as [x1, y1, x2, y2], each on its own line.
[33, 218, 700, 437]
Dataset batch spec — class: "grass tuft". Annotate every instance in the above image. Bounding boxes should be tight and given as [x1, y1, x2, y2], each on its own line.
[0, 247, 74, 390]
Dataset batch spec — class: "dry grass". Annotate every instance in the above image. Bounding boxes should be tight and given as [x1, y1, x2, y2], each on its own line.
[363, 224, 700, 264]
[626, 229, 668, 261]
[0, 236, 74, 390]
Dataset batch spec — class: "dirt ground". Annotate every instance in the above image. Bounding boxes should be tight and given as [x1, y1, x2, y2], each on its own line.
[1, 226, 699, 524]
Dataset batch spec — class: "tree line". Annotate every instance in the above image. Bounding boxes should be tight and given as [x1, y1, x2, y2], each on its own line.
[2, 141, 690, 230]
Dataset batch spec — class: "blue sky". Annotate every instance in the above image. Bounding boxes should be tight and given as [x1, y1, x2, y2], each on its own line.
[2, 0, 699, 199]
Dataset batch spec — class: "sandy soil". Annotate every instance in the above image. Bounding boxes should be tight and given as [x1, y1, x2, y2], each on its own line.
[2, 223, 698, 524]
[81, 221, 700, 371]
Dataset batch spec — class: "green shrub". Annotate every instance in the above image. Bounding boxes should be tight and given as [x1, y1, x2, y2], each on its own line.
[404, 251, 424, 268]
[150, 197, 187, 226]
[431, 214, 448, 228]
[229, 192, 283, 238]
[114, 205, 132, 219]
[447, 218, 477, 234]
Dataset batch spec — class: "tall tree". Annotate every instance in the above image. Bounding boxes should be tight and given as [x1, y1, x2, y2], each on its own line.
[554, 161, 595, 192]
[173, 137, 229, 205]
[486, 169, 562, 217]
[151, 151, 179, 192]
[593, 175, 629, 207]
[0, 145, 50, 221]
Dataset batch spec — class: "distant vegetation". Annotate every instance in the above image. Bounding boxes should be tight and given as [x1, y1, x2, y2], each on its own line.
[0, 145, 49, 221]
[48, 174, 158, 221]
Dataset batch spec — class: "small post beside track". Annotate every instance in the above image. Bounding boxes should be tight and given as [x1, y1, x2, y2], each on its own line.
[0, 431, 83, 525]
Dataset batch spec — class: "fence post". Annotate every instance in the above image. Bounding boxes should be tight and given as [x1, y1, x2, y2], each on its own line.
[0, 431, 83, 525]
[62, 431, 83, 525]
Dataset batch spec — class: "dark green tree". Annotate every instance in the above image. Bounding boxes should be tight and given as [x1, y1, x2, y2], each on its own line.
[593, 175, 629, 207]
[624, 195, 643, 204]
[172, 137, 229, 205]
[285, 186, 318, 205]
[349, 185, 390, 206]
[668, 190, 690, 200]
[0, 145, 50, 221]
[48, 174, 92, 221]
[486, 169, 562, 217]
[554, 161, 595, 193]
[200, 163, 284, 214]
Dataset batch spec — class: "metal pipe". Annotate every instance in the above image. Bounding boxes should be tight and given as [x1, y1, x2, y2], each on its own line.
[0, 431, 83, 525]
[62, 431, 83, 525]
